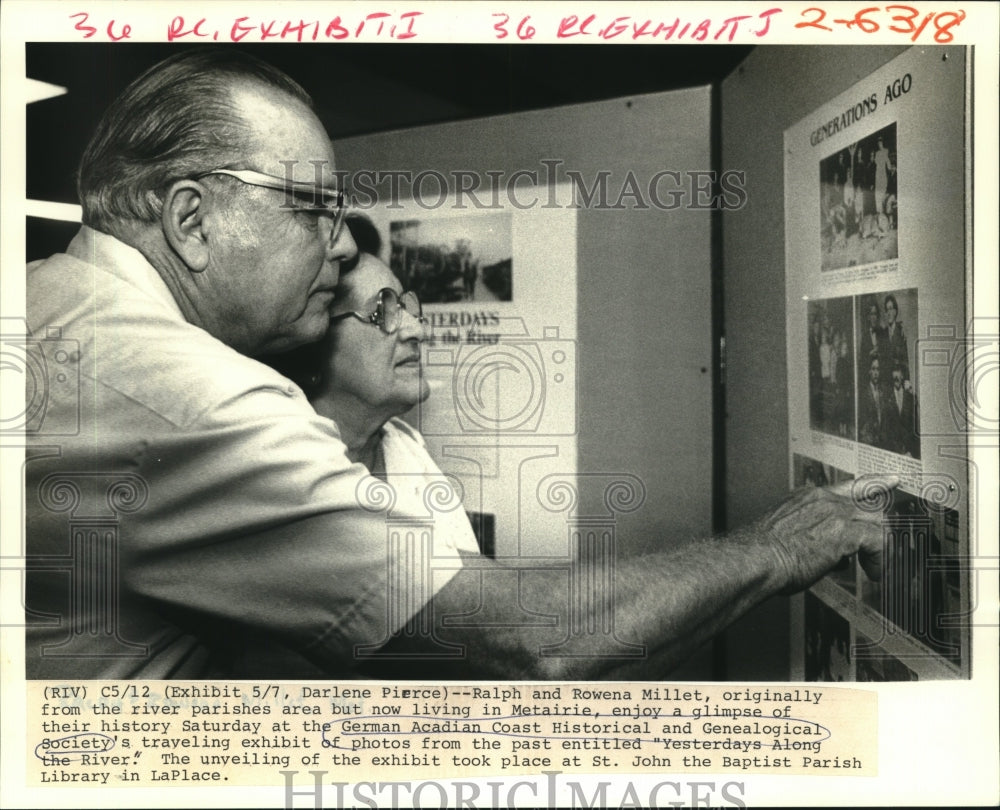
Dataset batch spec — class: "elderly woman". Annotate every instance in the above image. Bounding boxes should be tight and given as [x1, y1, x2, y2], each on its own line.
[270, 214, 480, 556]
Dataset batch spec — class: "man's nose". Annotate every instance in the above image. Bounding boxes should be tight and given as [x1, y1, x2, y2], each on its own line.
[316, 252, 341, 291]
[327, 221, 357, 264]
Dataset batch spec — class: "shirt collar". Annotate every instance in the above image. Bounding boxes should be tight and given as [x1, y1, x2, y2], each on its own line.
[66, 226, 185, 320]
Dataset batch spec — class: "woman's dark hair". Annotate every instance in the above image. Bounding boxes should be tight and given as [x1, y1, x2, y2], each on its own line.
[344, 212, 383, 260]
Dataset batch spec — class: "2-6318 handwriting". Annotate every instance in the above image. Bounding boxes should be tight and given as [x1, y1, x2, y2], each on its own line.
[795, 6, 965, 42]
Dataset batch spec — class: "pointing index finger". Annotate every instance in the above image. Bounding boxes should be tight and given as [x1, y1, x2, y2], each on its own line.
[845, 474, 900, 515]
[827, 473, 899, 497]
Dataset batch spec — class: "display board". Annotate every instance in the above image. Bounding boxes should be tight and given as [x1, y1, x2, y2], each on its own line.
[784, 48, 970, 679]
[365, 185, 578, 560]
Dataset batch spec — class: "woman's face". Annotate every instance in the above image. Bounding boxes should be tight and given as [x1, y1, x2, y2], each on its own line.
[324, 254, 430, 418]
[884, 298, 898, 326]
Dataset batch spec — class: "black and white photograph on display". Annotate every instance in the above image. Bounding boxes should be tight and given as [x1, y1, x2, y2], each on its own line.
[854, 633, 919, 682]
[855, 288, 920, 457]
[820, 122, 898, 271]
[793, 454, 856, 594]
[806, 296, 855, 438]
[860, 493, 962, 665]
[804, 591, 852, 682]
[390, 212, 513, 304]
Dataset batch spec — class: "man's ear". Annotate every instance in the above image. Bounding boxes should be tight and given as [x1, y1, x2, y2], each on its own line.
[161, 180, 210, 272]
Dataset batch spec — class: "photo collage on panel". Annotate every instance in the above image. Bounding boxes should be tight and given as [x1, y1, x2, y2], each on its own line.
[793, 50, 970, 680]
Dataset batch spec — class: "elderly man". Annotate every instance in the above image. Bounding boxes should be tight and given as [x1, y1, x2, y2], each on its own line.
[25, 49, 890, 680]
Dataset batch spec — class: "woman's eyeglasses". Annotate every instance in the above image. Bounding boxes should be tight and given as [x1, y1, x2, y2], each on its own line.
[331, 288, 424, 335]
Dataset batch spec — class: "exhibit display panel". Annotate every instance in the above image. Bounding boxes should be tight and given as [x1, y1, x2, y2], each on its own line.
[784, 47, 971, 680]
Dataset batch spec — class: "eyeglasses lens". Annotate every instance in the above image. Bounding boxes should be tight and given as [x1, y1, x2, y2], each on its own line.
[291, 188, 344, 249]
[375, 289, 423, 334]
[327, 196, 346, 248]
[400, 291, 422, 320]
[376, 289, 399, 334]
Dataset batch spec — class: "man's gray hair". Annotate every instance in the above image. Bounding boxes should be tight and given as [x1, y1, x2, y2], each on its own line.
[77, 48, 312, 233]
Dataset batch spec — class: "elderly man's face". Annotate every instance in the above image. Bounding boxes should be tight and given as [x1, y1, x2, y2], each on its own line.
[206, 83, 357, 355]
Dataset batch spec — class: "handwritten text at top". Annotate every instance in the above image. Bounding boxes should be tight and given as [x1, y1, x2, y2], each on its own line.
[66, 6, 966, 44]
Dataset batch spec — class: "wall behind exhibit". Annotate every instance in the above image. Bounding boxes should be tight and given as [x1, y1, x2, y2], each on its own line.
[335, 88, 715, 677]
[721, 45, 910, 680]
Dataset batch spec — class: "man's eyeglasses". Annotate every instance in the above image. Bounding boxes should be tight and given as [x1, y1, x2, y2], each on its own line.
[197, 168, 347, 248]
[331, 288, 425, 335]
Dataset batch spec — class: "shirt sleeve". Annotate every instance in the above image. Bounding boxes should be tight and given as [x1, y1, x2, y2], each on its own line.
[119, 387, 464, 672]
